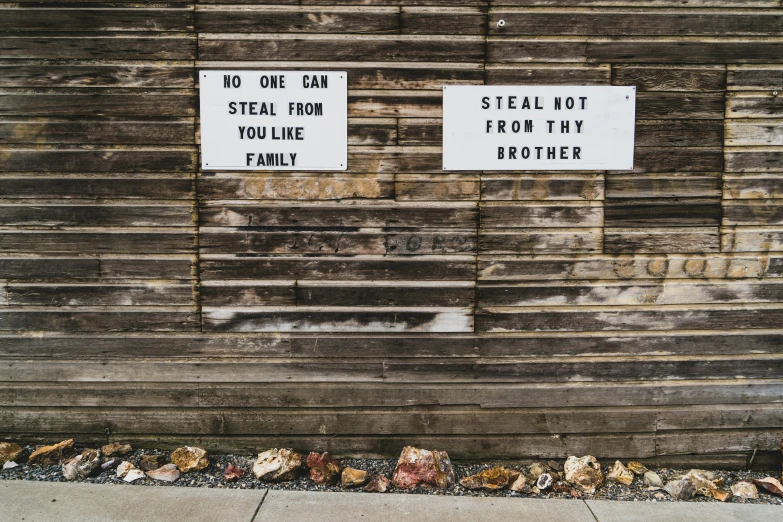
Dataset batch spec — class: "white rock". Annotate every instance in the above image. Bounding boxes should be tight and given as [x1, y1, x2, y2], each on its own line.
[124, 468, 145, 483]
[643, 471, 664, 488]
[731, 481, 758, 499]
[3, 461, 19, 470]
[564, 455, 603, 494]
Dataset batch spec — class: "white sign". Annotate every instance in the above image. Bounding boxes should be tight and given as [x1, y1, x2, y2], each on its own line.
[443, 86, 636, 171]
[199, 70, 347, 171]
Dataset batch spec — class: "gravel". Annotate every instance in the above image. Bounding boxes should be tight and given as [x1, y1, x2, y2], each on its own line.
[2, 445, 782, 506]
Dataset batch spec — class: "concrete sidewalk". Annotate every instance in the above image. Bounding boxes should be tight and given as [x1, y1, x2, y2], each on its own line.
[1, 480, 782, 522]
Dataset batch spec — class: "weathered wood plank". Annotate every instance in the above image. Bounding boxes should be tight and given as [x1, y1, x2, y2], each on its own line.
[0, 121, 195, 145]
[725, 149, 783, 173]
[200, 229, 476, 255]
[480, 202, 603, 227]
[727, 92, 783, 118]
[604, 227, 720, 253]
[722, 227, 783, 252]
[0, 258, 100, 280]
[587, 40, 783, 64]
[478, 280, 783, 306]
[201, 255, 476, 281]
[0, 231, 195, 254]
[349, 91, 441, 118]
[480, 229, 603, 254]
[481, 173, 604, 201]
[486, 64, 610, 85]
[0, 176, 193, 200]
[478, 254, 783, 280]
[294, 282, 475, 307]
[723, 201, 783, 226]
[0, 204, 193, 227]
[0, 90, 195, 117]
[199, 34, 486, 62]
[0, 8, 193, 33]
[348, 118, 397, 146]
[0, 310, 199, 332]
[199, 173, 394, 200]
[655, 429, 783, 456]
[726, 120, 783, 147]
[395, 174, 481, 201]
[196, 6, 399, 34]
[633, 147, 723, 173]
[203, 307, 474, 333]
[0, 36, 196, 60]
[199, 203, 477, 228]
[490, 10, 783, 36]
[6, 284, 194, 306]
[723, 174, 783, 199]
[612, 65, 726, 92]
[635, 92, 724, 119]
[0, 64, 194, 89]
[635, 120, 723, 147]
[0, 150, 196, 173]
[401, 6, 487, 35]
[604, 198, 721, 227]
[99, 258, 194, 280]
[488, 38, 587, 63]
[728, 65, 783, 90]
[605, 174, 721, 199]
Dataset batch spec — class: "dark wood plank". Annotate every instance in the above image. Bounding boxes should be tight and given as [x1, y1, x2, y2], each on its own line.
[480, 229, 602, 254]
[0, 150, 196, 173]
[635, 120, 723, 147]
[0, 121, 195, 145]
[0, 36, 196, 60]
[723, 201, 783, 226]
[491, 10, 783, 36]
[612, 65, 726, 92]
[726, 150, 783, 173]
[488, 38, 587, 63]
[604, 227, 720, 253]
[199, 35, 485, 62]
[633, 147, 723, 173]
[486, 64, 610, 85]
[635, 92, 724, 119]
[0, 177, 193, 199]
[605, 174, 721, 198]
[587, 40, 783, 64]
[294, 283, 475, 307]
[348, 118, 397, 145]
[0, 8, 193, 33]
[604, 198, 722, 227]
[196, 6, 399, 34]
[0, 204, 193, 227]
[0, 231, 195, 254]
[99, 258, 194, 280]
[0, 258, 99, 280]
[723, 174, 783, 199]
[728, 66, 783, 90]
[0, 64, 194, 88]
[401, 6, 487, 35]
[481, 203, 602, 228]
[349, 91, 442, 118]
[6, 284, 194, 306]
[0, 90, 195, 117]
[0, 310, 199, 332]
[727, 93, 783, 118]
[200, 256, 476, 281]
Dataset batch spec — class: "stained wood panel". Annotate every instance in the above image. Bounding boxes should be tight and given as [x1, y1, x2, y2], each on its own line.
[1, 0, 781, 465]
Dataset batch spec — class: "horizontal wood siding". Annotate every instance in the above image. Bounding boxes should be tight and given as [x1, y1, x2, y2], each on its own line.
[1, 1, 782, 467]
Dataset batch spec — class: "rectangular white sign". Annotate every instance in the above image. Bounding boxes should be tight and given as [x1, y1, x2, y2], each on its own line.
[443, 85, 636, 171]
[199, 70, 347, 171]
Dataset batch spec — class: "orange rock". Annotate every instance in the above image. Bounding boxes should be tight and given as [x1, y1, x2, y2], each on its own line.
[392, 446, 455, 489]
[171, 446, 208, 473]
[28, 439, 74, 465]
[460, 466, 515, 490]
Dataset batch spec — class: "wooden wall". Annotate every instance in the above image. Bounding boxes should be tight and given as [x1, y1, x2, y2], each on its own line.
[1, 0, 782, 468]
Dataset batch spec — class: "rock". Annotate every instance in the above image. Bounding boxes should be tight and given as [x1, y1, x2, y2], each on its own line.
[551, 481, 572, 494]
[626, 461, 648, 476]
[564, 455, 603, 494]
[460, 466, 515, 490]
[3, 461, 19, 470]
[643, 471, 664, 488]
[391, 446, 455, 489]
[753, 477, 783, 497]
[306, 452, 341, 485]
[62, 449, 101, 481]
[0, 442, 23, 465]
[711, 489, 733, 502]
[147, 464, 180, 483]
[341, 467, 368, 488]
[547, 460, 563, 472]
[363, 475, 391, 493]
[252, 448, 303, 482]
[224, 464, 244, 483]
[139, 454, 167, 472]
[100, 443, 132, 458]
[731, 481, 758, 499]
[653, 492, 666, 500]
[606, 461, 634, 486]
[664, 477, 698, 500]
[527, 462, 548, 479]
[171, 446, 208, 473]
[101, 458, 120, 472]
[27, 439, 74, 465]
[686, 470, 718, 497]
[536, 473, 553, 491]
[687, 469, 716, 481]
[117, 461, 145, 483]
[508, 474, 527, 492]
